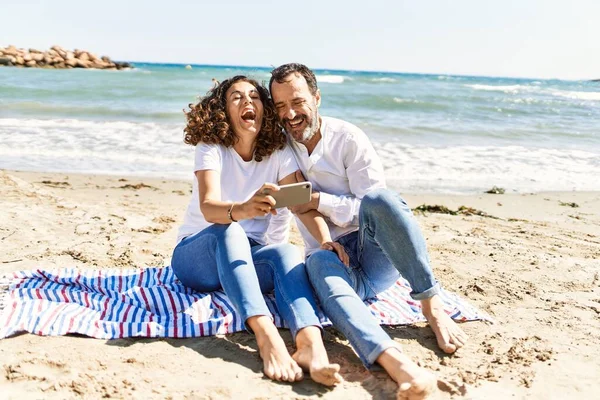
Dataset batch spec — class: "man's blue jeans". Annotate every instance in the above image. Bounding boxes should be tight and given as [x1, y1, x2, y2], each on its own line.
[306, 188, 440, 367]
[172, 222, 322, 339]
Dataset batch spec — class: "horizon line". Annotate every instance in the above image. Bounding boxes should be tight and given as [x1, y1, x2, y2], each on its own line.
[114, 60, 597, 82]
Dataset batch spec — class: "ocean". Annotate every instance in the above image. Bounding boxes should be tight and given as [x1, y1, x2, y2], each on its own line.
[1, 63, 598, 194]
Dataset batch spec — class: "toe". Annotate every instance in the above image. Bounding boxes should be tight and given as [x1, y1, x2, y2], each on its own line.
[441, 341, 457, 354]
[264, 364, 275, 380]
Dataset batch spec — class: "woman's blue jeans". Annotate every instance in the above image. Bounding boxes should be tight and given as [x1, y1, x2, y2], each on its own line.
[306, 188, 440, 368]
[171, 222, 322, 339]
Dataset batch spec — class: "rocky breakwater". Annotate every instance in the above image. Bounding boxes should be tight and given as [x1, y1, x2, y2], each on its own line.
[0, 45, 132, 70]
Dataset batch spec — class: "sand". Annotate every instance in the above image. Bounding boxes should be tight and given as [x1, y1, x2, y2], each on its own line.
[0, 169, 599, 399]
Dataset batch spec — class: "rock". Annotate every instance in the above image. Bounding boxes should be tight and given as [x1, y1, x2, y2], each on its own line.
[114, 61, 132, 69]
[75, 59, 90, 68]
[3, 46, 18, 56]
[0, 45, 132, 70]
[485, 186, 506, 194]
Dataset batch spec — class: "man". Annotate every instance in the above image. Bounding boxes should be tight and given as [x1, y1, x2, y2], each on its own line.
[269, 63, 468, 399]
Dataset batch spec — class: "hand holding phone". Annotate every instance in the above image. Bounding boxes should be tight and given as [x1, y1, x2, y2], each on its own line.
[263, 181, 312, 209]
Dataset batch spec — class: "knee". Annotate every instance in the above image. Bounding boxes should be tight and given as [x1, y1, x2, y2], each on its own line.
[270, 243, 303, 272]
[360, 188, 408, 217]
[214, 222, 246, 241]
[306, 249, 340, 279]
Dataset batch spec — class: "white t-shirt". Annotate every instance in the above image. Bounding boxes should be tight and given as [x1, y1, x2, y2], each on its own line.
[177, 143, 298, 244]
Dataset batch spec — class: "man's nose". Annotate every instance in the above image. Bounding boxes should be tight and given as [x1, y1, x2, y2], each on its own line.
[283, 107, 296, 120]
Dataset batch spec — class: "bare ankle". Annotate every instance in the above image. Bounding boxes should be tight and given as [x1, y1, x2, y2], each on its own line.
[295, 326, 323, 349]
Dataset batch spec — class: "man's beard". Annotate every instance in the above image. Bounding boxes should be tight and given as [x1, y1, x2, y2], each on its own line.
[285, 109, 319, 143]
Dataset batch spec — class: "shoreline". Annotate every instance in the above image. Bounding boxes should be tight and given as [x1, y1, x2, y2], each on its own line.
[4, 168, 600, 198]
[1, 169, 599, 399]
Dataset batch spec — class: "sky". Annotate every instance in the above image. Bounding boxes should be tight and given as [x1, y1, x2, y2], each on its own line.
[2, 0, 599, 80]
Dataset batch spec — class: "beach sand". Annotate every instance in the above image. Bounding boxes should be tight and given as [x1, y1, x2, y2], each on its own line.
[1, 169, 598, 399]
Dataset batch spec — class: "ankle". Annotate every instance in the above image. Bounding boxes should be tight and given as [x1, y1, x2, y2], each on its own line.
[420, 295, 443, 315]
[295, 326, 323, 349]
[247, 315, 278, 341]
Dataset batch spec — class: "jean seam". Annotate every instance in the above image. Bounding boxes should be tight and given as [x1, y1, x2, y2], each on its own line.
[357, 223, 388, 299]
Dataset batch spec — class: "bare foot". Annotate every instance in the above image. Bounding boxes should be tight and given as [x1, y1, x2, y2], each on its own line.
[377, 348, 437, 400]
[293, 326, 343, 386]
[292, 345, 343, 386]
[421, 295, 468, 354]
[250, 317, 303, 382]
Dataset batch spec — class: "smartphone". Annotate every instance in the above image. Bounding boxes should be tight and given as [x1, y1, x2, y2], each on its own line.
[263, 181, 312, 209]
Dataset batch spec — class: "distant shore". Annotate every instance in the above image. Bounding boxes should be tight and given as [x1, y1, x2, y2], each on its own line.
[0, 45, 132, 70]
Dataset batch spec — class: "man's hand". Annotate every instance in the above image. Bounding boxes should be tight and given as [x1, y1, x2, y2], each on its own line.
[290, 191, 319, 214]
[290, 170, 319, 214]
[320, 241, 349, 266]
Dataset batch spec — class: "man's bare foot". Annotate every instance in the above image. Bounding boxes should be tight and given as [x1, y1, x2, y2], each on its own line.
[249, 316, 303, 382]
[421, 295, 468, 354]
[293, 327, 343, 386]
[377, 348, 437, 400]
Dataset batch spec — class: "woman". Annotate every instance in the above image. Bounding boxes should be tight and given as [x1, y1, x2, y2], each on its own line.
[172, 76, 344, 386]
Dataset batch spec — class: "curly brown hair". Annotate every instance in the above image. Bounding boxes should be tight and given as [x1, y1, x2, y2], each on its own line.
[183, 75, 285, 162]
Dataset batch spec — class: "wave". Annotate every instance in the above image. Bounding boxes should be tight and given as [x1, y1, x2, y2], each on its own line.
[0, 117, 178, 130]
[465, 84, 536, 94]
[372, 77, 397, 83]
[550, 90, 600, 101]
[373, 143, 600, 194]
[0, 102, 183, 121]
[316, 75, 346, 84]
[393, 98, 422, 104]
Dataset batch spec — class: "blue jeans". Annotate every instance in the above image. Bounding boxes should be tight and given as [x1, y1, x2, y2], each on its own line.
[306, 188, 440, 367]
[172, 222, 322, 339]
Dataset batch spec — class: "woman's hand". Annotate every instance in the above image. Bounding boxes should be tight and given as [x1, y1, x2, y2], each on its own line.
[238, 183, 279, 219]
[320, 241, 350, 266]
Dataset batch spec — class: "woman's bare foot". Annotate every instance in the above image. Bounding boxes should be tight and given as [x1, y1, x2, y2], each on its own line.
[292, 327, 343, 386]
[420, 295, 468, 354]
[377, 348, 437, 400]
[248, 316, 303, 382]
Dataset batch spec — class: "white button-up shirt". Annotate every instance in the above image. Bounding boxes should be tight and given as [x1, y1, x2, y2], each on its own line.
[286, 116, 387, 255]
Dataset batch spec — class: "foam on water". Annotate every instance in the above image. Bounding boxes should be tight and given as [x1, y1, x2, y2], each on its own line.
[316, 75, 346, 84]
[466, 84, 538, 94]
[549, 90, 600, 101]
[375, 142, 600, 194]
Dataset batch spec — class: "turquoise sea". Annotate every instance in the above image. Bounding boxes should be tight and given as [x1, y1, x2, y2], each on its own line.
[1, 63, 599, 194]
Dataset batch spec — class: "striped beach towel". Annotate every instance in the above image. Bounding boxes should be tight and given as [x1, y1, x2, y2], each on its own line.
[0, 266, 489, 339]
